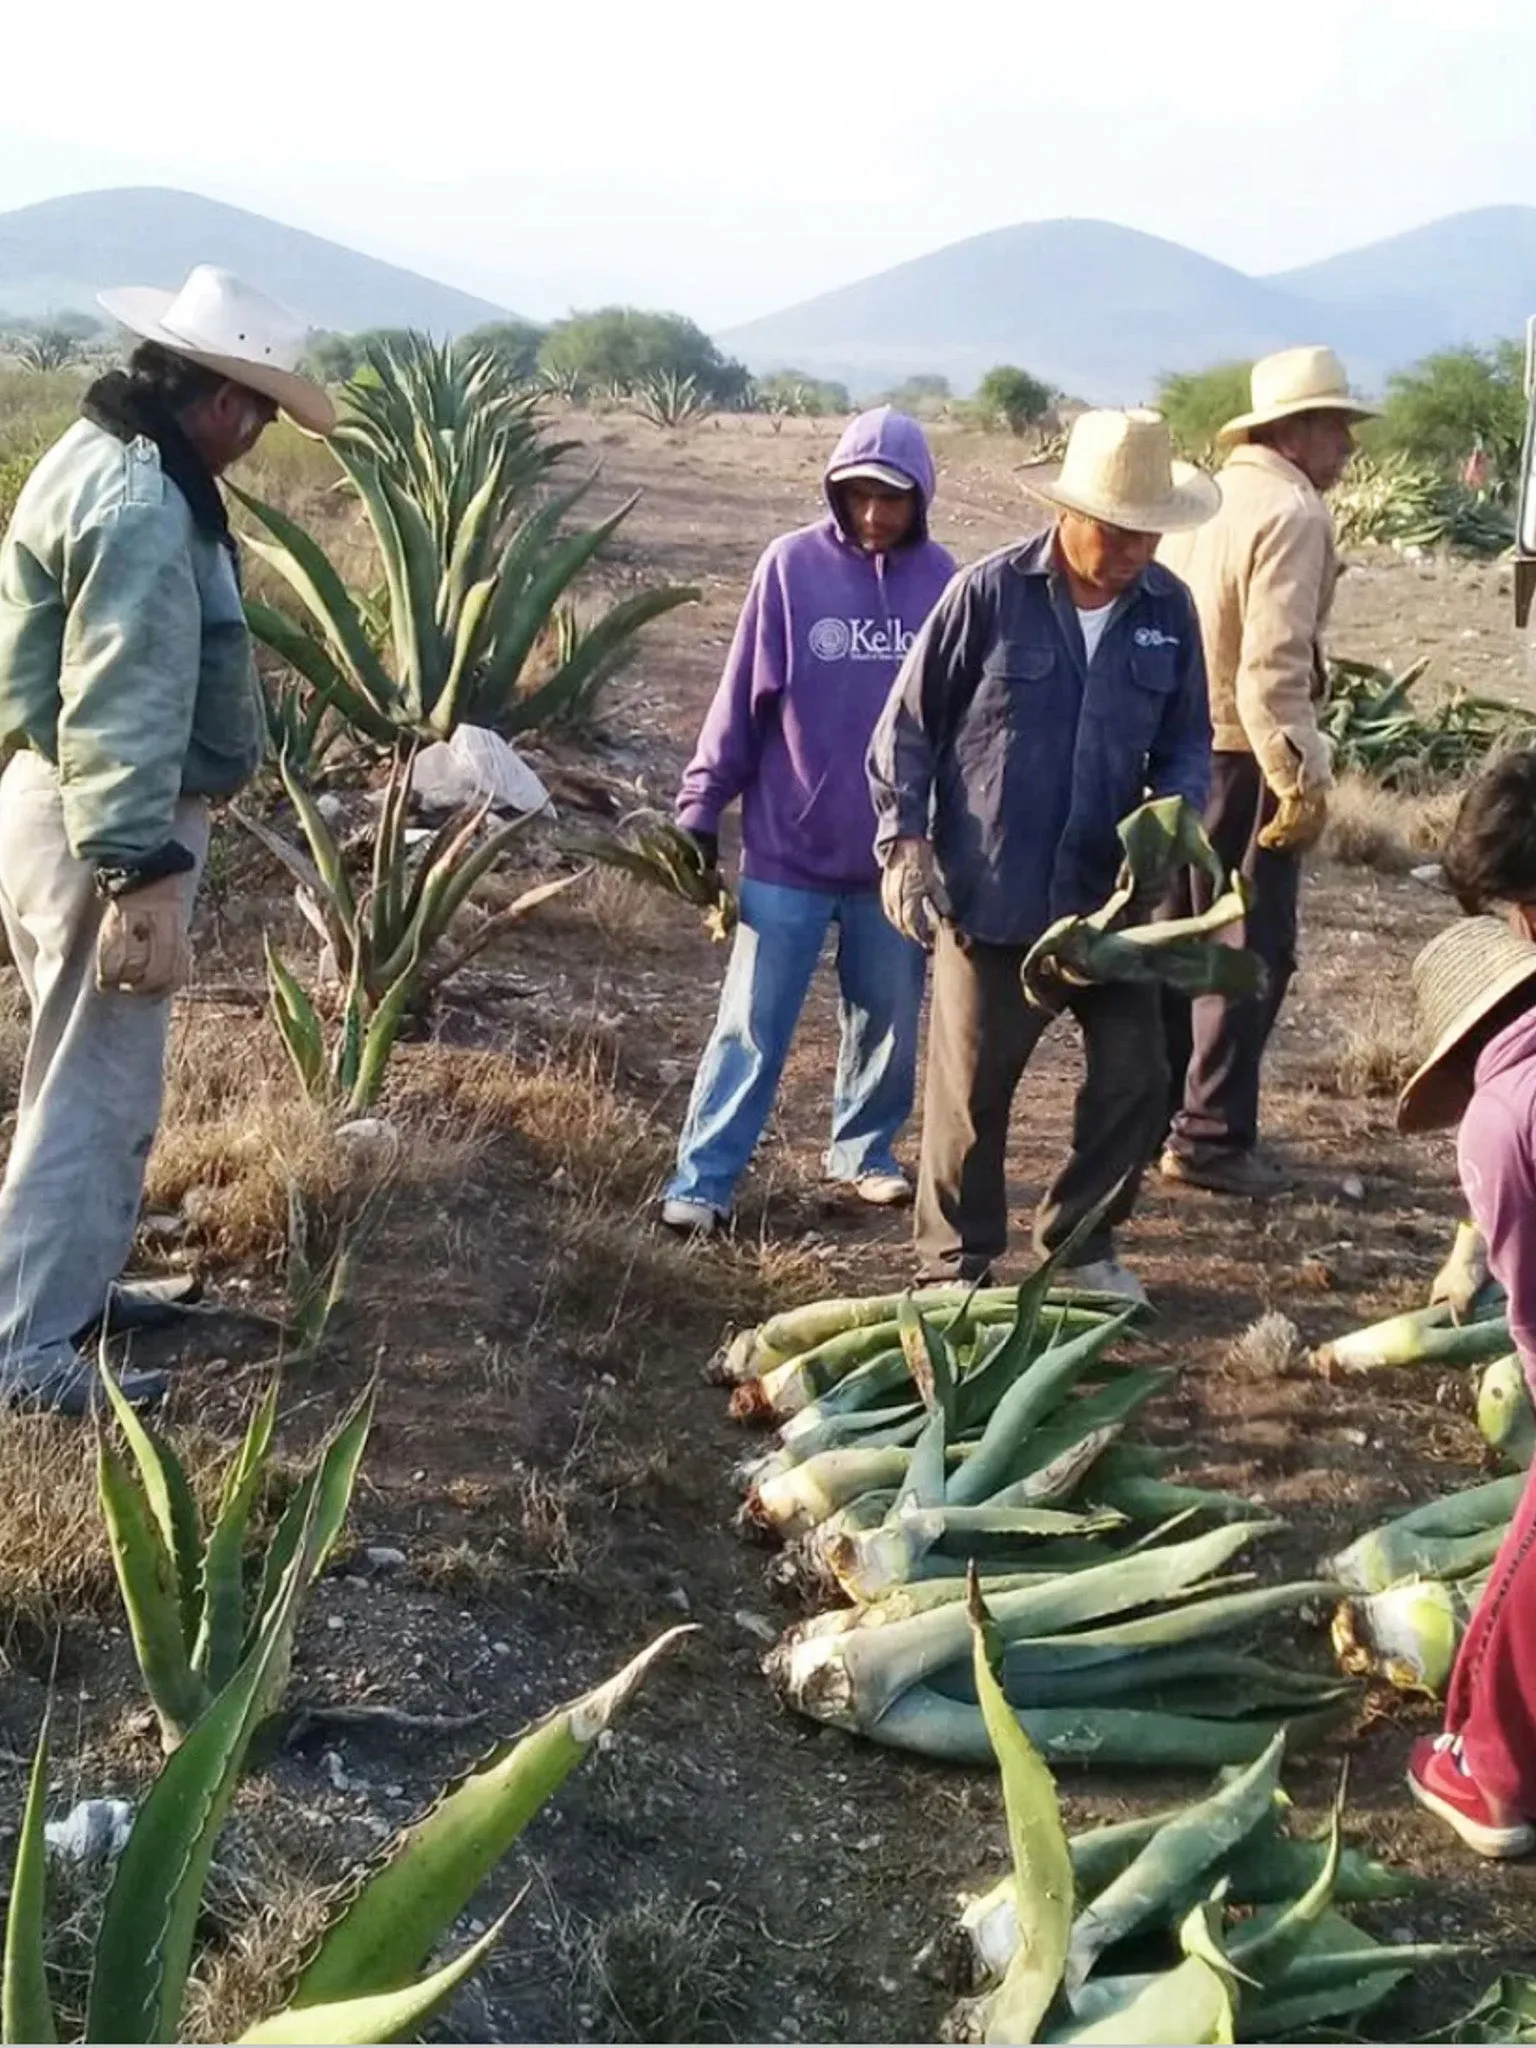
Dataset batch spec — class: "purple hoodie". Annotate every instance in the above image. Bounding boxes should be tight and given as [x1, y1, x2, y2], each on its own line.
[676, 408, 954, 892]
[1459, 1002, 1536, 1373]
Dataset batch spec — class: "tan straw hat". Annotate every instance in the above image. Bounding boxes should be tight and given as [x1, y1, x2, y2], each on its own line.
[1019, 408, 1219, 533]
[1219, 345, 1379, 446]
[1397, 917, 1536, 1134]
[98, 266, 336, 435]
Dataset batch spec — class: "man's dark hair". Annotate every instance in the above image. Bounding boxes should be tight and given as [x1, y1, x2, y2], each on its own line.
[1442, 750, 1536, 913]
[126, 340, 229, 413]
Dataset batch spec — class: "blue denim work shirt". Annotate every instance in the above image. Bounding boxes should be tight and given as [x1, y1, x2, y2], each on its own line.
[867, 527, 1212, 947]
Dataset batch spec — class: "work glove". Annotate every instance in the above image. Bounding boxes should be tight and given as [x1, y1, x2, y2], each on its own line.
[880, 838, 938, 949]
[1258, 787, 1329, 855]
[96, 872, 192, 999]
[682, 826, 721, 882]
[1430, 1221, 1490, 1324]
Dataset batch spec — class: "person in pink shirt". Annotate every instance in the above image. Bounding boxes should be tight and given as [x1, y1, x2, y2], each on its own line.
[1398, 750, 1536, 1855]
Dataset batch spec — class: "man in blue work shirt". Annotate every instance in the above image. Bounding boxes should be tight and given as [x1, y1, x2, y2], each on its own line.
[868, 409, 1218, 1301]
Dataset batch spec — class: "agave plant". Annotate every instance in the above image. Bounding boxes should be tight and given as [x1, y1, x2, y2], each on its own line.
[233, 440, 696, 748]
[511, 602, 680, 736]
[2, 1569, 690, 2044]
[630, 369, 713, 430]
[97, 1360, 373, 1751]
[537, 363, 587, 403]
[332, 335, 574, 560]
[238, 751, 584, 1111]
[12, 327, 83, 372]
[261, 662, 348, 783]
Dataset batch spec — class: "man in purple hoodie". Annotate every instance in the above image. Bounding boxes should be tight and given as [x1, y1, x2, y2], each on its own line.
[661, 409, 955, 1235]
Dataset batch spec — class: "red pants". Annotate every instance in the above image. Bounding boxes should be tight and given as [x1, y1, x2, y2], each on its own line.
[1447, 1454, 1536, 1811]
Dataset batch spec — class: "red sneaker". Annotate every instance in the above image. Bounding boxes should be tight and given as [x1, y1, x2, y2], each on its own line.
[1407, 1734, 1535, 1859]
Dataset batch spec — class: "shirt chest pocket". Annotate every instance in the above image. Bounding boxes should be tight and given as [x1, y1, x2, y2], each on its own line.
[969, 645, 1056, 736]
[1114, 643, 1180, 748]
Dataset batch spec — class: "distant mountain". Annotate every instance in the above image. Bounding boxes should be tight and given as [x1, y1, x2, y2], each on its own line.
[1266, 205, 1536, 356]
[719, 208, 1536, 402]
[0, 187, 509, 336]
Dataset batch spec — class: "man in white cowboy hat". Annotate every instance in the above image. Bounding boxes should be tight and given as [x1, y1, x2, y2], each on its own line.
[1157, 345, 1378, 1200]
[869, 407, 1218, 1298]
[0, 265, 334, 1413]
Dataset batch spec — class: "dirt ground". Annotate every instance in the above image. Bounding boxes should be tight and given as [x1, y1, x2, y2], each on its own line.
[2, 410, 1532, 2043]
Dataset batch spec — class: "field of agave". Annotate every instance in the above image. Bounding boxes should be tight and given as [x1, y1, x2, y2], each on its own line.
[1, 339, 1535, 2041]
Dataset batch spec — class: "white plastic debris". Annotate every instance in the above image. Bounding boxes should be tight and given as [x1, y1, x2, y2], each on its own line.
[409, 726, 553, 819]
[45, 1798, 133, 1865]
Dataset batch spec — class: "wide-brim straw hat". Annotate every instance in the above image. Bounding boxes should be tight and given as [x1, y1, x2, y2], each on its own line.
[1397, 917, 1536, 1134]
[1019, 407, 1219, 533]
[98, 265, 335, 435]
[1219, 345, 1380, 445]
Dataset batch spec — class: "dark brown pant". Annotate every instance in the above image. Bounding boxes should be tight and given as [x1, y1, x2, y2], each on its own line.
[914, 923, 1168, 1281]
[1162, 751, 1300, 1158]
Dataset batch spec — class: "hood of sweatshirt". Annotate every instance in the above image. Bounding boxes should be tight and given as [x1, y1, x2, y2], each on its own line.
[823, 406, 936, 545]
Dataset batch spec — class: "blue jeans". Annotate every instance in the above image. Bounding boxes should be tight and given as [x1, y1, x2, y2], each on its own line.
[667, 877, 926, 1213]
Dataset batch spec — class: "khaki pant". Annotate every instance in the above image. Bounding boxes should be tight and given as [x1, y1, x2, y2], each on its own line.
[0, 753, 206, 1389]
[914, 923, 1167, 1281]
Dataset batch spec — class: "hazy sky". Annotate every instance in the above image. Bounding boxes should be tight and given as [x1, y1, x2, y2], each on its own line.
[1, 0, 1531, 329]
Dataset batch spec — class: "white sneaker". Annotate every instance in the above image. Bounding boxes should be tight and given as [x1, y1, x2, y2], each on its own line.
[660, 1198, 725, 1237]
[851, 1171, 912, 1208]
[1054, 1257, 1149, 1306]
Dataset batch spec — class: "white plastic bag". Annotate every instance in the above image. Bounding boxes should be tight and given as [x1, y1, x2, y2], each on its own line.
[410, 726, 553, 819]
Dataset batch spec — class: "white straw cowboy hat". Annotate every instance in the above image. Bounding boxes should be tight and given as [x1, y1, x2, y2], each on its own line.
[1219, 345, 1379, 446]
[1397, 918, 1536, 1135]
[1019, 408, 1219, 533]
[97, 266, 336, 435]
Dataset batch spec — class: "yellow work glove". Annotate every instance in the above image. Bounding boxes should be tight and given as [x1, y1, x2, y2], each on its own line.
[880, 838, 938, 949]
[1258, 787, 1329, 855]
[96, 873, 192, 999]
[1430, 1221, 1490, 1324]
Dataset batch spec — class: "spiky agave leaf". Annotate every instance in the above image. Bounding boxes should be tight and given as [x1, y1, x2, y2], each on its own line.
[2, 1708, 57, 2045]
[85, 1489, 327, 2044]
[967, 1570, 1073, 2045]
[283, 1627, 694, 2010]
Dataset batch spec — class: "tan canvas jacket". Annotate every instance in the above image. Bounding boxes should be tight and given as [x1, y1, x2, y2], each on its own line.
[1157, 443, 1339, 798]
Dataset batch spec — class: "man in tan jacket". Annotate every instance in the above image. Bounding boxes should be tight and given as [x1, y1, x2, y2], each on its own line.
[1157, 347, 1377, 1196]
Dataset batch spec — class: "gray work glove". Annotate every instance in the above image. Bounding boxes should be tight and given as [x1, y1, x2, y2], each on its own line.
[1430, 1221, 1489, 1323]
[880, 838, 938, 949]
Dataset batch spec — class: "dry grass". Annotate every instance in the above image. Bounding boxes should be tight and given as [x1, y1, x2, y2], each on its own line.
[0, 969, 29, 1103]
[504, 1199, 821, 1374]
[147, 1012, 498, 1263]
[573, 1893, 742, 2043]
[1322, 775, 1460, 876]
[577, 868, 677, 950]
[0, 1409, 116, 1636]
[0, 1403, 236, 1642]
[1224, 1312, 1304, 1379]
[1334, 999, 1422, 1097]
[414, 1457, 588, 1589]
[181, 1851, 334, 2045]
[394, 1042, 673, 1209]
[147, 1024, 355, 1263]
